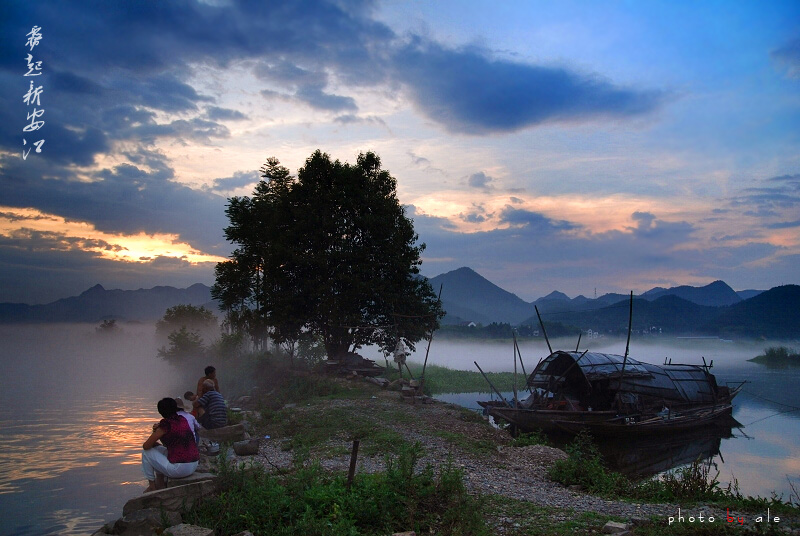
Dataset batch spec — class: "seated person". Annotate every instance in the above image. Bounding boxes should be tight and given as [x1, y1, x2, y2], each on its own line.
[174, 397, 201, 444]
[141, 398, 199, 492]
[184, 390, 199, 417]
[193, 379, 227, 429]
[196, 366, 219, 397]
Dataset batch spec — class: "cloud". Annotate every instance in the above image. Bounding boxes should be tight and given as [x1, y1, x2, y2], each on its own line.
[498, 207, 578, 232]
[207, 171, 260, 193]
[334, 114, 386, 126]
[729, 174, 800, 218]
[206, 106, 248, 121]
[625, 211, 694, 243]
[0, 151, 229, 253]
[467, 172, 494, 190]
[392, 38, 665, 134]
[772, 37, 800, 78]
[296, 85, 357, 112]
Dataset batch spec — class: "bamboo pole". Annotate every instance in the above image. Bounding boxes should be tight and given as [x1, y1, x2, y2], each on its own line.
[535, 305, 552, 355]
[474, 361, 512, 407]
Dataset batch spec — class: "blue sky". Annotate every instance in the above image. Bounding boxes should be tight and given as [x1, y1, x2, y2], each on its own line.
[0, 0, 798, 303]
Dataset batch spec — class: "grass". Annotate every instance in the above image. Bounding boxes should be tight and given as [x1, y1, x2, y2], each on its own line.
[386, 361, 520, 395]
[511, 429, 550, 448]
[480, 494, 623, 536]
[748, 346, 800, 367]
[183, 442, 489, 536]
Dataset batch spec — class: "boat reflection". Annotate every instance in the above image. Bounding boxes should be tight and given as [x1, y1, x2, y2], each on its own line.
[595, 416, 743, 478]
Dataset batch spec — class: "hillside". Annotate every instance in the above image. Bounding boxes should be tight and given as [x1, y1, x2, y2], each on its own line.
[701, 285, 800, 338]
[640, 280, 742, 306]
[522, 296, 721, 336]
[428, 267, 534, 325]
[0, 283, 215, 323]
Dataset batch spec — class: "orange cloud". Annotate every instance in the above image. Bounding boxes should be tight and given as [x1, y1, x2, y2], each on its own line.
[0, 206, 225, 265]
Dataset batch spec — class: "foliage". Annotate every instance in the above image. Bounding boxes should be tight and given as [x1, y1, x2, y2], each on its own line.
[511, 429, 550, 447]
[548, 430, 632, 496]
[96, 319, 119, 333]
[212, 150, 443, 358]
[748, 346, 800, 367]
[184, 442, 488, 536]
[156, 304, 217, 338]
[157, 326, 206, 363]
[208, 330, 247, 360]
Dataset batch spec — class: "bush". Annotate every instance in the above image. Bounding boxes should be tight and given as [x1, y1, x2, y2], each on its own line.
[184, 442, 488, 535]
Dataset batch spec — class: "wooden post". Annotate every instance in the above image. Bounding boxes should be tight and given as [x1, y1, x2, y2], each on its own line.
[420, 284, 443, 392]
[346, 439, 360, 490]
[535, 305, 553, 355]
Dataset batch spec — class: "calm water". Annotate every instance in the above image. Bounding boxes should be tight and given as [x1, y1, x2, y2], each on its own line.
[0, 328, 798, 535]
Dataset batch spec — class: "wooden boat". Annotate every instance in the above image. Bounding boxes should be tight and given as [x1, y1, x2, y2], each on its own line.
[480, 349, 743, 437]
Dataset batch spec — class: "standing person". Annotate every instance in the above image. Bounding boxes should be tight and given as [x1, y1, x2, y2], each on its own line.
[196, 365, 219, 397]
[174, 397, 201, 444]
[193, 379, 228, 429]
[141, 398, 199, 492]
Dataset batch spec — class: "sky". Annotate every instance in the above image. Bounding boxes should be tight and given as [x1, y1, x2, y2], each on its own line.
[0, 0, 798, 304]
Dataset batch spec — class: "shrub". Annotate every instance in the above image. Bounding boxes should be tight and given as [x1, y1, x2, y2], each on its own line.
[184, 442, 488, 536]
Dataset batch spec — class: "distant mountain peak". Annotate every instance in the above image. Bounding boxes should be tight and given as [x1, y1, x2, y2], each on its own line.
[540, 291, 570, 301]
[81, 284, 106, 295]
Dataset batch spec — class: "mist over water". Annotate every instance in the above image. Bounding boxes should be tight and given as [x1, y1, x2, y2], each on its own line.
[0, 324, 188, 536]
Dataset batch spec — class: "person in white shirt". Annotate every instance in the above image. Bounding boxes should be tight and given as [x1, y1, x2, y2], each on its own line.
[174, 397, 201, 444]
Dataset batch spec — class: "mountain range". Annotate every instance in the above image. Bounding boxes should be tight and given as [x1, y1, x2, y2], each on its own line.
[0, 267, 796, 338]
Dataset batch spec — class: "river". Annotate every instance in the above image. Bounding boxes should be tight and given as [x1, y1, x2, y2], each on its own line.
[0, 326, 798, 535]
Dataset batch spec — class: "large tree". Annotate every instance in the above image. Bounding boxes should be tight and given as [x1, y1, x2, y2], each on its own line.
[212, 150, 443, 359]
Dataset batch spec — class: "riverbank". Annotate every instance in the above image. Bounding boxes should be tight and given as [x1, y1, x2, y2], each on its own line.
[180, 376, 798, 535]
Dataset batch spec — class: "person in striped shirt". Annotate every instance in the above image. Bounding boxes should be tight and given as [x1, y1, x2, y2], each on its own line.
[193, 379, 228, 429]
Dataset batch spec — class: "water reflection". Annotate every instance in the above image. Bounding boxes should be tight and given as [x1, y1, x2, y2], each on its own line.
[0, 398, 154, 494]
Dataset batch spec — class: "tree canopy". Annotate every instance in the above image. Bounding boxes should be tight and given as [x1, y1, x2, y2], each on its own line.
[212, 150, 443, 359]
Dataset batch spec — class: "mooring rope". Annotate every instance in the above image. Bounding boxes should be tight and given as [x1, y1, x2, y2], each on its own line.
[738, 388, 800, 427]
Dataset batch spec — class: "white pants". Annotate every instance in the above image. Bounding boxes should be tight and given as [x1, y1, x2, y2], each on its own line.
[141, 445, 198, 481]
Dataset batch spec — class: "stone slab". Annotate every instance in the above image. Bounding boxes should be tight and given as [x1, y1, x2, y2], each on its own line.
[164, 524, 214, 536]
[602, 521, 631, 533]
[198, 423, 247, 442]
[166, 472, 217, 488]
[114, 508, 181, 536]
[123, 479, 216, 516]
[233, 439, 259, 455]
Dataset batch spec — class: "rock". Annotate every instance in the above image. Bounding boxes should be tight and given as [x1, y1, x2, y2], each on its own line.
[232, 532, 255, 536]
[602, 521, 630, 533]
[365, 376, 389, 387]
[164, 524, 214, 536]
[113, 508, 181, 536]
[90, 523, 114, 535]
[233, 438, 259, 456]
[166, 472, 217, 488]
[198, 423, 248, 442]
[568, 484, 583, 492]
[392, 532, 417, 536]
[123, 480, 217, 516]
